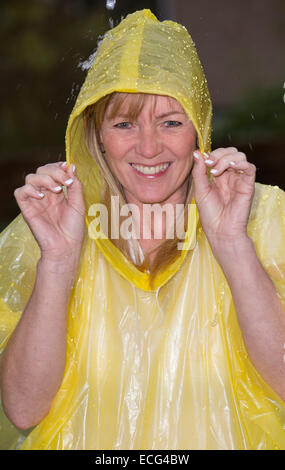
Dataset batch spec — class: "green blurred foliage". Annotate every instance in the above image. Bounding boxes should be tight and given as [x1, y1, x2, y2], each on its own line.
[213, 85, 285, 146]
[0, 0, 156, 154]
[0, 1, 117, 152]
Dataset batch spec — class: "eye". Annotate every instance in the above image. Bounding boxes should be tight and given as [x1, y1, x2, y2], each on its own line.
[164, 120, 182, 127]
[114, 121, 132, 129]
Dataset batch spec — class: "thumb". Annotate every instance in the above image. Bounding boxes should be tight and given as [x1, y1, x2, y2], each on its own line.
[192, 150, 211, 203]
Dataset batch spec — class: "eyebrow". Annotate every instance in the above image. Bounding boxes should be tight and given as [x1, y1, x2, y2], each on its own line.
[155, 111, 185, 119]
[114, 111, 186, 119]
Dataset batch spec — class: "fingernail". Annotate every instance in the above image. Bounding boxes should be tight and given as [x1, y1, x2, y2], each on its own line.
[71, 164, 76, 173]
[230, 161, 236, 166]
[53, 186, 62, 192]
[64, 178, 73, 186]
[205, 159, 214, 165]
[204, 152, 210, 158]
[61, 162, 67, 167]
[38, 192, 45, 198]
[210, 169, 218, 174]
[193, 152, 200, 160]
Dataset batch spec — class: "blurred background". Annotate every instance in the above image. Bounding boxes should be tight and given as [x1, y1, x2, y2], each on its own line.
[1, 0, 284, 230]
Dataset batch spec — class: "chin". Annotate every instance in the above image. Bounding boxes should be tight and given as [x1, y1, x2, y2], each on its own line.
[138, 194, 171, 205]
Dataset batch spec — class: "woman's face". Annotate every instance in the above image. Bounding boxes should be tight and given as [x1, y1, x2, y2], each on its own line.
[99, 94, 197, 206]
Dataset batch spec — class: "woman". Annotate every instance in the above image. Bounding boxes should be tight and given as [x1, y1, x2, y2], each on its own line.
[1, 9, 285, 450]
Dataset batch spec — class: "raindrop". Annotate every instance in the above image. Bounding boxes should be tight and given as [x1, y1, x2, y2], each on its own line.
[210, 313, 218, 327]
[78, 35, 105, 71]
[78, 50, 97, 71]
[106, 0, 116, 10]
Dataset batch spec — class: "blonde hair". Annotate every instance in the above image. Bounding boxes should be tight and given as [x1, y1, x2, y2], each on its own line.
[83, 92, 195, 285]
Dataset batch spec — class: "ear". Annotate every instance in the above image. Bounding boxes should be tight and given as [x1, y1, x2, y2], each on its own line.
[100, 142, 106, 154]
[98, 130, 105, 154]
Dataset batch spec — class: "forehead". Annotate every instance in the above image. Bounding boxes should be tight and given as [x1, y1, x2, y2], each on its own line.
[105, 93, 186, 120]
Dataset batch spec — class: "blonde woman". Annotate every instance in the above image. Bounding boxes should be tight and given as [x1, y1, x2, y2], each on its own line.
[1, 10, 285, 450]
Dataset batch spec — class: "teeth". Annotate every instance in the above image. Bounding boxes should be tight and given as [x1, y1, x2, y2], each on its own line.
[131, 163, 170, 175]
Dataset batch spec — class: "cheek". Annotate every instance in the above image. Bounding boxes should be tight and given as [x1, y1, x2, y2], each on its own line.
[102, 131, 129, 161]
[176, 139, 195, 163]
[103, 140, 130, 182]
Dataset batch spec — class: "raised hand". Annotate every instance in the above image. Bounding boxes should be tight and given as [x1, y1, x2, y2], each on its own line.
[14, 162, 85, 262]
[192, 147, 256, 250]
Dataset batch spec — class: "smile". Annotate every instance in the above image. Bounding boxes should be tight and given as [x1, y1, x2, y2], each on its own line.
[130, 162, 170, 175]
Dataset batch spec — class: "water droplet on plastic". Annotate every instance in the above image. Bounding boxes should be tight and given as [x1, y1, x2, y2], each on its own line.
[106, 0, 116, 10]
[210, 314, 218, 327]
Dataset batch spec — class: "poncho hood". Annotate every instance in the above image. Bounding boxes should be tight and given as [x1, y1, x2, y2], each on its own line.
[65, 9, 212, 291]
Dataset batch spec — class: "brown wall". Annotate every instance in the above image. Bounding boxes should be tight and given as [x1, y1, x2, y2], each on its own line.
[156, 0, 285, 190]
[159, 0, 285, 107]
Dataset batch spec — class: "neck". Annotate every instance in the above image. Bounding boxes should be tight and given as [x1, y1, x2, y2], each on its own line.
[124, 178, 192, 247]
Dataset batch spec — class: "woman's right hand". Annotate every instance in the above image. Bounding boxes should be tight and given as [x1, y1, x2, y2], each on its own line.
[14, 162, 85, 263]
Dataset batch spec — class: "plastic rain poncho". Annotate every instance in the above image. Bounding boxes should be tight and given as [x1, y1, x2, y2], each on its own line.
[1, 9, 285, 450]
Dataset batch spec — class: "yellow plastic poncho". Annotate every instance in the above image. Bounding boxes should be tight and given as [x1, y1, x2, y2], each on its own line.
[1, 9, 285, 450]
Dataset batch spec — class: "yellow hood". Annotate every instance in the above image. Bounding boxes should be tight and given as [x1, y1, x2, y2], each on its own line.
[65, 9, 212, 291]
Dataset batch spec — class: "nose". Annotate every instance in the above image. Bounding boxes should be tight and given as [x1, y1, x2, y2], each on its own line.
[136, 126, 162, 159]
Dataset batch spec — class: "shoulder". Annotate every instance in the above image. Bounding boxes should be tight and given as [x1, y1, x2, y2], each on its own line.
[248, 182, 285, 270]
[249, 182, 285, 224]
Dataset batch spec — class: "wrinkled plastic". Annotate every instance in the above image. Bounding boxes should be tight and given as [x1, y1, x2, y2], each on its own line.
[1, 9, 285, 450]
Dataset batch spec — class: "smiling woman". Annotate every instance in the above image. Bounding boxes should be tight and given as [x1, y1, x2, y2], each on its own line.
[84, 92, 197, 272]
[1, 9, 285, 450]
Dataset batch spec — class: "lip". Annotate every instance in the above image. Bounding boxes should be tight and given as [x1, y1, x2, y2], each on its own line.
[129, 162, 172, 178]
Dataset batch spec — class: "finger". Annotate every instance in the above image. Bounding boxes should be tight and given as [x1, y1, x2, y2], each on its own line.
[26, 172, 74, 194]
[14, 184, 45, 203]
[57, 161, 77, 180]
[204, 147, 239, 163]
[203, 147, 240, 168]
[36, 162, 77, 192]
[192, 150, 211, 202]
[36, 163, 75, 183]
[230, 161, 256, 176]
[60, 161, 76, 174]
[207, 152, 248, 177]
[211, 161, 256, 181]
[62, 172, 85, 215]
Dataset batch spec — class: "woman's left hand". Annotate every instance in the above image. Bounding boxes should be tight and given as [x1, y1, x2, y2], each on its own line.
[192, 147, 256, 250]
